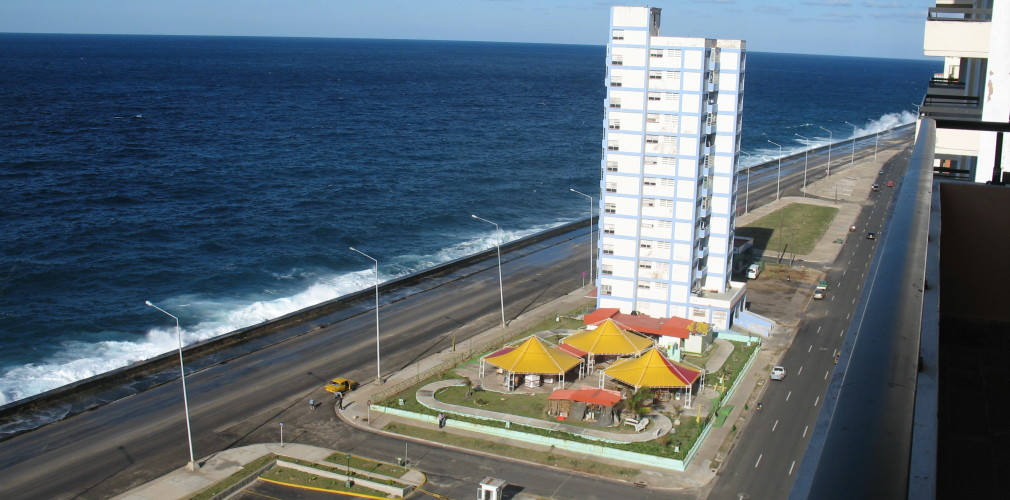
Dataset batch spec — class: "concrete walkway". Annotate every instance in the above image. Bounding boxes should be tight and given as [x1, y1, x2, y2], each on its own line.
[416, 379, 673, 442]
[112, 443, 425, 500]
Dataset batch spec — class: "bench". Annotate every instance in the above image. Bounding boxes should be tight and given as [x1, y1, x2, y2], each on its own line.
[624, 416, 650, 432]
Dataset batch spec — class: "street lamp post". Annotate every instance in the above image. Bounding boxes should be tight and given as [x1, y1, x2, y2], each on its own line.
[569, 188, 594, 285]
[471, 215, 506, 328]
[817, 125, 833, 177]
[739, 151, 753, 213]
[794, 133, 811, 196]
[874, 130, 879, 161]
[346, 453, 353, 487]
[349, 247, 381, 382]
[279, 422, 284, 447]
[144, 300, 197, 471]
[767, 139, 782, 200]
[844, 121, 858, 168]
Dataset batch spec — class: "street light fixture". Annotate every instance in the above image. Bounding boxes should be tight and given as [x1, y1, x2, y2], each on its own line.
[767, 139, 783, 200]
[349, 247, 382, 382]
[471, 215, 506, 328]
[817, 125, 833, 177]
[794, 133, 811, 196]
[844, 121, 858, 168]
[144, 300, 197, 471]
[569, 188, 594, 286]
[739, 151, 753, 213]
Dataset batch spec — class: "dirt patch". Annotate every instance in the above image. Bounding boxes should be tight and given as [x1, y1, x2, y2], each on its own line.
[744, 264, 823, 324]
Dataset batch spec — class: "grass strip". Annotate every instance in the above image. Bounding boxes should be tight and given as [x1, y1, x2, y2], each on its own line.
[187, 453, 277, 500]
[383, 422, 640, 480]
[737, 203, 839, 254]
[260, 466, 390, 497]
[323, 452, 410, 478]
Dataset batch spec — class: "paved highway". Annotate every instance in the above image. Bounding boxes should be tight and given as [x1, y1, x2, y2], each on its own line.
[708, 139, 912, 499]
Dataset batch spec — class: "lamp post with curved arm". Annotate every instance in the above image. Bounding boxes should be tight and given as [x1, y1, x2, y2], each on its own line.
[144, 300, 196, 471]
[471, 215, 506, 328]
[349, 247, 381, 382]
[569, 188, 594, 285]
[818, 125, 833, 177]
[844, 121, 858, 168]
[794, 133, 811, 196]
[767, 139, 782, 200]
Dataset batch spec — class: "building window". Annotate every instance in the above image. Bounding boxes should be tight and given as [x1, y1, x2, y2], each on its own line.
[601, 284, 613, 296]
[603, 244, 615, 255]
[668, 71, 682, 80]
[604, 203, 617, 214]
[647, 93, 662, 101]
[649, 71, 662, 80]
[645, 136, 659, 144]
[606, 161, 618, 172]
[642, 198, 656, 208]
[606, 182, 617, 193]
[612, 55, 623, 66]
[610, 76, 622, 87]
[641, 221, 654, 229]
[659, 199, 674, 208]
[602, 264, 614, 276]
[612, 30, 624, 41]
[661, 178, 676, 187]
[640, 241, 653, 249]
[638, 282, 652, 290]
[650, 49, 663, 58]
[608, 119, 621, 129]
[639, 262, 653, 270]
[609, 98, 621, 109]
[607, 140, 619, 151]
[646, 114, 659, 124]
[604, 224, 615, 234]
[643, 177, 658, 186]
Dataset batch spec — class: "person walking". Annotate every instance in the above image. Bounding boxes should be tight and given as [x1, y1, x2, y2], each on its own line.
[335, 391, 344, 410]
[309, 399, 316, 410]
[437, 412, 444, 428]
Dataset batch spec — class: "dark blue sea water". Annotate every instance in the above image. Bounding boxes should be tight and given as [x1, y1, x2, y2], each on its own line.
[0, 34, 939, 405]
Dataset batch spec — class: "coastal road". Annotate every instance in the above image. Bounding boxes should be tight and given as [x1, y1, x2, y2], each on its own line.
[0, 225, 641, 499]
[707, 145, 912, 499]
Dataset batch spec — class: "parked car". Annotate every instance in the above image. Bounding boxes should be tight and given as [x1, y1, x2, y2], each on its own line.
[886, 180, 894, 187]
[871, 184, 880, 191]
[879, 169, 884, 175]
[867, 232, 877, 240]
[849, 224, 857, 231]
[813, 289, 826, 300]
[771, 366, 787, 380]
[324, 377, 358, 393]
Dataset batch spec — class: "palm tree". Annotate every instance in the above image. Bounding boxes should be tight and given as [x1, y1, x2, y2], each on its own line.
[625, 387, 655, 417]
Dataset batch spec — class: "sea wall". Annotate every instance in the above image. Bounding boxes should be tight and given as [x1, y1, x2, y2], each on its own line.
[0, 217, 594, 437]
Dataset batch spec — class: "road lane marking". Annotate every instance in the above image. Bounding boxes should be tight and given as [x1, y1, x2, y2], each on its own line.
[814, 396, 820, 407]
[840, 329, 845, 337]
[808, 345, 812, 353]
[803, 425, 809, 438]
[817, 326, 822, 333]
[825, 370, 830, 380]
[843, 270, 847, 276]
[798, 366, 803, 375]
[846, 312, 851, 320]
[787, 391, 792, 401]
[755, 454, 763, 468]
[852, 297, 856, 304]
[789, 460, 796, 476]
[773, 420, 779, 432]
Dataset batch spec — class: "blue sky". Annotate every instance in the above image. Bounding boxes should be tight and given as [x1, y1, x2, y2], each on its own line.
[1, 0, 933, 59]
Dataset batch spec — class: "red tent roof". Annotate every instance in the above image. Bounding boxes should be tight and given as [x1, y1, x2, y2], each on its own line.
[557, 343, 588, 357]
[547, 388, 622, 407]
[583, 308, 693, 339]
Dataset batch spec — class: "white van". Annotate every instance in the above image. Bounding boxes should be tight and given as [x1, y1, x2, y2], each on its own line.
[747, 263, 761, 279]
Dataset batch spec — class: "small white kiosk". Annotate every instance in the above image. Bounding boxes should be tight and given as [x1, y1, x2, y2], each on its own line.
[477, 477, 507, 500]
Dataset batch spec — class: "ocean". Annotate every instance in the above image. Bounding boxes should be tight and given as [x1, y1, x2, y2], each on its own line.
[0, 34, 939, 406]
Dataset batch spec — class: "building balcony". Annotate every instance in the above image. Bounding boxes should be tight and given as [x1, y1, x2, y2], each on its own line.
[927, 76, 966, 97]
[919, 94, 982, 120]
[923, 5, 992, 58]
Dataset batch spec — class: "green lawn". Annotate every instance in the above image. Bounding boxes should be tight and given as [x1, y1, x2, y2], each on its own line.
[737, 203, 839, 254]
[260, 467, 390, 497]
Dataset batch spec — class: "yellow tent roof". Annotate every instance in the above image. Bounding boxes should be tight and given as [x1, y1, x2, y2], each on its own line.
[563, 318, 654, 355]
[603, 347, 702, 389]
[485, 336, 582, 375]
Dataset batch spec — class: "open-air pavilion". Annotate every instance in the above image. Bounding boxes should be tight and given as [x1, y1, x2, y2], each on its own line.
[479, 335, 584, 391]
[601, 347, 704, 407]
[562, 318, 654, 371]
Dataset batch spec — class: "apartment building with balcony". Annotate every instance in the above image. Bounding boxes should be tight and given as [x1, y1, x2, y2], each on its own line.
[597, 6, 746, 332]
[920, 0, 1009, 182]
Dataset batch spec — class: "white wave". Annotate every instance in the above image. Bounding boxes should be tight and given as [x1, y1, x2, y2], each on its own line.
[739, 110, 916, 169]
[0, 219, 572, 406]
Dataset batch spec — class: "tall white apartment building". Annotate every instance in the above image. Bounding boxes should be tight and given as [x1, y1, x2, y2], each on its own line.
[597, 6, 747, 330]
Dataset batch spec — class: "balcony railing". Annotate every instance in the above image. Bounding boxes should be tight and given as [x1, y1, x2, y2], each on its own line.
[927, 6, 992, 22]
[927, 77, 965, 90]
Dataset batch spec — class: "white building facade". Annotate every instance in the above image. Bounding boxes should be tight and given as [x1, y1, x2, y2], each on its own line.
[920, 0, 1010, 183]
[597, 6, 747, 330]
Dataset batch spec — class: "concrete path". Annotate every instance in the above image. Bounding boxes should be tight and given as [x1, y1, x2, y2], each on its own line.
[112, 443, 425, 500]
[416, 379, 673, 442]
